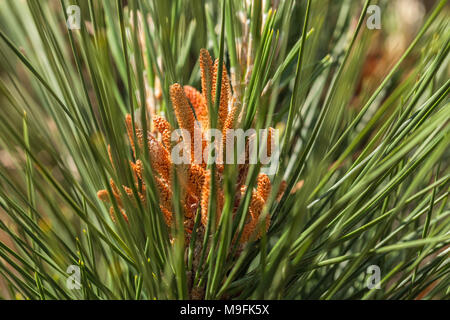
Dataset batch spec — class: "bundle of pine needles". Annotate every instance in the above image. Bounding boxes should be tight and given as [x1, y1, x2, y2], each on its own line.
[0, 0, 448, 300]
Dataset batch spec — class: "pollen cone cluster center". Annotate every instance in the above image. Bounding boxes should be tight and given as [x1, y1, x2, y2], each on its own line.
[97, 49, 285, 244]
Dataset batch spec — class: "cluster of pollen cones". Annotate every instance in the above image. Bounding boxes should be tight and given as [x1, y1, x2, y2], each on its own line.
[97, 49, 286, 244]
